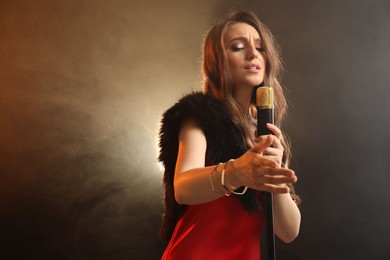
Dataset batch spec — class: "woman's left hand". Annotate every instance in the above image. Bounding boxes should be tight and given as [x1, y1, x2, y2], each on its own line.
[255, 123, 284, 167]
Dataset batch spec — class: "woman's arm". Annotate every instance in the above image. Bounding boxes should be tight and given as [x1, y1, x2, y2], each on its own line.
[174, 119, 296, 205]
[173, 119, 224, 204]
[256, 123, 301, 243]
[273, 190, 301, 243]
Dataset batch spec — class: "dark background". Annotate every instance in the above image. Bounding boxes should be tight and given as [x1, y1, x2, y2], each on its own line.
[1, 0, 389, 259]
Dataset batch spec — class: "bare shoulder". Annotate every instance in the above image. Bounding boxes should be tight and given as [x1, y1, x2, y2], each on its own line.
[179, 118, 206, 142]
[176, 118, 207, 172]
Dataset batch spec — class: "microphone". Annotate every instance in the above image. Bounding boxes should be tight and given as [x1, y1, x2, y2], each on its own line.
[256, 86, 274, 134]
[256, 86, 276, 260]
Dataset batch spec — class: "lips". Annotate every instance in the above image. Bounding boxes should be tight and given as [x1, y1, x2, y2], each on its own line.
[244, 64, 261, 71]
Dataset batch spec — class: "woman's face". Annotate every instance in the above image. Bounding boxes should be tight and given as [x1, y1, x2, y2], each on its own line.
[224, 22, 266, 90]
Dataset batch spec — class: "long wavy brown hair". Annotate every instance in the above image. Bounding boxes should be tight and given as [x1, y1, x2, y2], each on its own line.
[203, 10, 285, 149]
[160, 9, 300, 242]
[202, 9, 300, 201]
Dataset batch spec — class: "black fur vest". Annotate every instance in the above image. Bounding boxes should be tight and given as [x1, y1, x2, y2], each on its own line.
[158, 92, 262, 241]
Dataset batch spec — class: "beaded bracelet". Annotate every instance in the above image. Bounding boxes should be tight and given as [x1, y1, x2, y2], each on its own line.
[222, 159, 248, 195]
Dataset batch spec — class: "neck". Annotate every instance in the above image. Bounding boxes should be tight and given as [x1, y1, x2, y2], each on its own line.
[233, 86, 254, 113]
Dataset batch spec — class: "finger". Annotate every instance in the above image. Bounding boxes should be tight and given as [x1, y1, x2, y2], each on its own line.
[255, 183, 290, 194]
[256, 134, 282, 148]
[264, 167, 295, 178]
[252, 155, 278, 168]
[250, 135, 273, 154]
[263, 145, 283, 160]
[263, 152, 283, 166]
[262, 155, 281, 166]
[263, 146, 282, 155]
[264, 137, 283, 159]
[266, 123, 282, 139]
[257, 175, 296, 185]
[271, 135, 283, 148]
[255, 134, 269, 143]
[254, 135, 263, 143]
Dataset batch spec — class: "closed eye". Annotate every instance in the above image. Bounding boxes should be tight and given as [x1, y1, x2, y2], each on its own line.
[232, 46, 244, 52]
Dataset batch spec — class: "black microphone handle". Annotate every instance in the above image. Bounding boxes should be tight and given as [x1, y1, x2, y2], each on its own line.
[257, 108, 274, 134]
[257, 107, 276, 260]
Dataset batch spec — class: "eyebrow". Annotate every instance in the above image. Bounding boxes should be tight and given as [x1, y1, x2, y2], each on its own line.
[229, 36, 262, 43]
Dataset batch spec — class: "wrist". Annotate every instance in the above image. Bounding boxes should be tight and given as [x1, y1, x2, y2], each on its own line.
[224, 160, 240, 190]
[223, 159, 248, 195]
[209, 163, 231, 196]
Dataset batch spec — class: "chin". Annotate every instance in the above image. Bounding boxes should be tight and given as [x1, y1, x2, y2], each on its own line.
[248, 77, 264, 86]
[249, 80, 264, 87]
[235, 77, 264, 89]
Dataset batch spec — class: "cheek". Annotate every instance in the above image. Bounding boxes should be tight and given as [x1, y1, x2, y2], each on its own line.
[261, 53, 267, 70]
[227, 55, 240, 70]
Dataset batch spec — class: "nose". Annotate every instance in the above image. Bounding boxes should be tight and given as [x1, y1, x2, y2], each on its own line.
[246, 44, 259, 60]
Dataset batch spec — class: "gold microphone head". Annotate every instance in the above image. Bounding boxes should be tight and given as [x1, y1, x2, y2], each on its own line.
[256, 86, 274, 109]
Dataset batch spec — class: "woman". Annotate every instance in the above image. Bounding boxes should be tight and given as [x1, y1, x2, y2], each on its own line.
[158, 10, 301, 259]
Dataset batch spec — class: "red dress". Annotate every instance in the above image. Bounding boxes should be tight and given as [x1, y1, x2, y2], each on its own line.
[162, 194, 265, 260]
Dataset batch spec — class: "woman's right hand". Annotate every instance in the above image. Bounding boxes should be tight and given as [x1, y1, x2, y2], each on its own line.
[225, 135, 297, 194]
